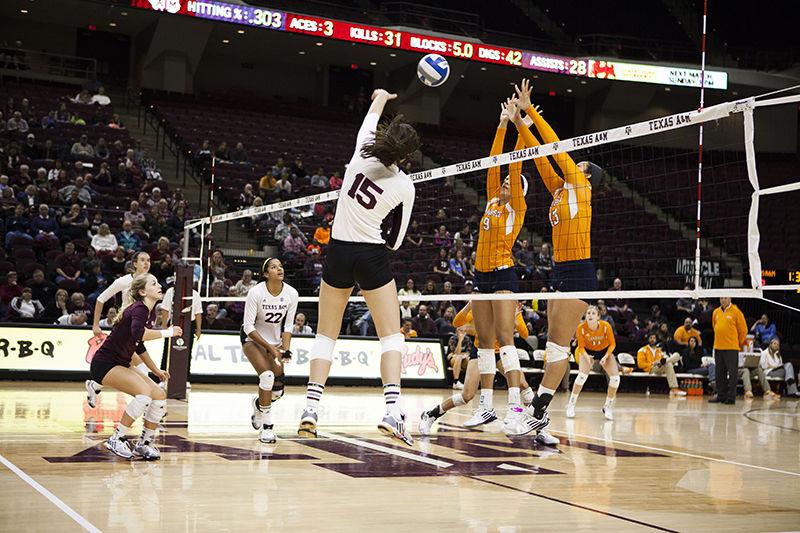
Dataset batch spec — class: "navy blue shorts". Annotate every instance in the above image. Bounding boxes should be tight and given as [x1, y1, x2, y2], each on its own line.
[323, 239, 394, 291]
[474, 268, 518, 293]
[583, 347, 607, 360]
[551, 259, 598, 292]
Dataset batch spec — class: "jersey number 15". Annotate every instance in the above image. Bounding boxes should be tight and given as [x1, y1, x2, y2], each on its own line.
[348, 173, 384, 210]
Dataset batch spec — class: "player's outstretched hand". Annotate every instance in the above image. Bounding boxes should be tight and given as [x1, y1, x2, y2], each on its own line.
[171, 326, 183, 338]
[515, 78, 532, 109]
[372, 89, 398, 101]
[499, 101, 510, 125]
[506, 97, 521, 124]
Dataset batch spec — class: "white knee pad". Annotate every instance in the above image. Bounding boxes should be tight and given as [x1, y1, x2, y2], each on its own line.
[125, 394, 151, 420]
[309, 335, 336, 362]
[451, 394, 466, 407]
[135, 362, 149, 377]
[608, 375, 621, 389]
[574, 372, 589, 386]
[546, 341, 570, 363]
[477, 348, 496, 375]
[380, 333, 406, 355]
[143, 399, 167, 424]
[259, 370, 275, 391]
[499, 345, 521, 373]
[272, 380, 284, 401]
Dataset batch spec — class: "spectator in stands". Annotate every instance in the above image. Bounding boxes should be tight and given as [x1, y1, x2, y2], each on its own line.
[231, 269, 257, 297]
[274, 213, 294, 242]
[293, 313, 313, 335]
[202, 303, 232, 330]
[28, 269, 56, 306]
[453, 224, 474, 251]
[43, 288, 69, 321]
[608, 277, 628, 310]
[406, 220, 424, 248]
[16, 163, 32, 187]
[347, 292, 371, 336]
[434, 225, 451, 249]
[401, 320, 417, 339]
[628, 315, 648, 344]
[431, 248, 450, 277]
[312, 218, 331, 246]
[105, 247, 128, 277]
[209, 250, 228, 281]
[230, 142, 249, 163]
[108, 114, 124, 129]
[58, 176, 92, 205]
[0, 188, 16, 214]
[98, 307, 117, 328]
[398, 278, 422, 308]
[237, 184, 255, 207]
[91, 223, 118, 254]
[124, 200, 146, 231]
[291, 156, 307, 178]
[283, 226, 308, 264]
[194, 139, 212, 166]
[0, 174, 10, 192]
[68, 292, 91, 318]
[449, 248, 467, 279]
[650, 304, 666, 327]
[412, 304, 437, 338]
[30, 203, 59, 248]
[271, 157, 286, 177]
[215, 141, 230, 161]
[400, 299, 415, 321]
[535, 242, 554, 278]
[54, 102, 71, 123]
[89, 212, 103, 235]
[637, 333, 685, 396]
[655, 322, 672, 349]
[21, 133, 39, 159]
[40, 139, 56, 161]
[755, 338, 799, 398]
[70, 134, 94, 158]
[72, 89, 92, 105]
[435, 306, 456, 336]
[750, 313, 777, 348]
[462, 279, 475, 294]
[41, 110, 57, 129]
[54, 241, 83, 285]
[676, 284, 695, 314]
[5, 204, 33, 248]
[82, 260, 108, 306]
[16, 184, 38, 210]
[95, 162, 113, 187]
[680, 336, 715, 382]
[81, 246, 99, 275]
[4, 144, 21, 170]
[117, 220, 142, 252]
[310, 168, 328, 189]
[276, 171, 292, 199]
[709, 297, 748, 405]
[60, 203, 90, 240]
[674, 317, 702, 347]
[0, 271, 23, 309]
[57, 312, 88, 326]
[597, 300, 617, 334]
[6, 111, 28, 132]
[329, 170, 343, 190]
[515, 239, 535, 278]
[95, 138, 110, 160]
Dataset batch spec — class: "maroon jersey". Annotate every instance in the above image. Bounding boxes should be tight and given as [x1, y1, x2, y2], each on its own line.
[93, 302, 156, 366]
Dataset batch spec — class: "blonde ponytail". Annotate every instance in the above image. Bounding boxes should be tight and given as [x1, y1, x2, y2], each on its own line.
[113, 274, 149, 325]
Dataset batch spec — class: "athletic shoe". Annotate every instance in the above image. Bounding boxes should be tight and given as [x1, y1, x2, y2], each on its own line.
[463, 408, 498, 428]
[297, 408, 318, 438]
[565, 402, 576, 419]
[105, 436, 133, 459]
[378, 412, 413, 446]
[670, 389, 688, 397]
[251, 397, 263, 430]
[452, 381, 464, 390]
[85, 380, 100, 409]
[418, 411, 436, 436]
[507, 407, 550, 436]
[259, 425, 277, 444]
[501, 405, 525, 435]
[132, 441, 161, 461]
[535, 429, 560, 446]
[744, 391, 755, 400]
[602, 405, 614, 421]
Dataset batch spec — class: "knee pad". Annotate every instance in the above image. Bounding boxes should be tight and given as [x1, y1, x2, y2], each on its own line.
[143, 399, 167, 424]
[608, 375, 621, 389]
[574, 372, 589, 386]
[380, 333, 406, 355]
[309, 335, 336, 362]
[451, 393, 466, 407]
[125, 394, 151, 420]
[259, 370, 275, 391]
[499, 345, 521, 373]
[546, 341, 570, 363]
[135, 362, 149, 377]
[272, 380, 285, 401]
[477, 348, 496, 375]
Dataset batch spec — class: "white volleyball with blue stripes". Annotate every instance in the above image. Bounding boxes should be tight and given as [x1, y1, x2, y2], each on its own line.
[417, 54, 450, 87]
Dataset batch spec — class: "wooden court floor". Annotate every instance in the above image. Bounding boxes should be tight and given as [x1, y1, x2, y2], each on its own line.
[0, 382, 798, 532]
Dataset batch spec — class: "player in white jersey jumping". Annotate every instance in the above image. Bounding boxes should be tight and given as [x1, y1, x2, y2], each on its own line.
[297, 88, 419, 445]
[242, 258, 299, 443]
[86, 251, 152, 407]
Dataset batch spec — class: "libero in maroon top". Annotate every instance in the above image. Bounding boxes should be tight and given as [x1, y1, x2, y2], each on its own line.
[93, 301, 156, 366]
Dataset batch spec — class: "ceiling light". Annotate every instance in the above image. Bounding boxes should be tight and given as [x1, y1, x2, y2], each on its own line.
[580, 80, 587, 84]
[298, 51, 306, 55]
[109, 22, 117, 27]
[389, 53, 396, 57]
[237, 30, 245, 34]
[316, 42, 323, 46]
[20, 9, 28, 13]
[460, 74, 465, 78]
[222, 39, 230, 44]
[369, 61, 377, 66]
[480, 67, 487, 71]
[664, 87, 671, 91]
[121, 11, 128, 15]
[566, 88, 573, 93]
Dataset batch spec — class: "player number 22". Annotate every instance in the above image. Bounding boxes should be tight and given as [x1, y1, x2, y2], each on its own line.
[348, 173, 384, 210]
[264, 313, 283, 324]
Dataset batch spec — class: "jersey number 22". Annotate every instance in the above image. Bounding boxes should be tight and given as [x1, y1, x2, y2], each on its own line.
[264, 313, 284, 324]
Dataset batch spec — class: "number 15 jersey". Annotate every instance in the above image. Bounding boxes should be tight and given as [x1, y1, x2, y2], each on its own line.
[242, 281, 299, 346]
[331, 111, 416, 250]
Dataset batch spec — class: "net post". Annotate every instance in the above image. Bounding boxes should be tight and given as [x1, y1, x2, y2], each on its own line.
[166, 264, 193, 400]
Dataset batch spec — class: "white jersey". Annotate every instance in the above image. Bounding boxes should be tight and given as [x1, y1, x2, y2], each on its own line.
[158, 287, 203, 322]
[331, 112, 416, 250]
[96, 273, 133, 306]
[242, 282, 299, 347]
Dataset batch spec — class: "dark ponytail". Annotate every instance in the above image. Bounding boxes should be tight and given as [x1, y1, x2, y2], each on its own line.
[360, 115, 420, 167]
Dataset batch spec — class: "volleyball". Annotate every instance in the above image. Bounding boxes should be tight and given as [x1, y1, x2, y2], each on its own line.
[417, 53, 450, 87]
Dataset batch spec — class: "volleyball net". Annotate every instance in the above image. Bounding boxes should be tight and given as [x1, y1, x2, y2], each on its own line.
[182, 93, 800, 307]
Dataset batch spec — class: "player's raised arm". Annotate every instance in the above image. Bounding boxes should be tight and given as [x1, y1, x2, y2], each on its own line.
[353, 89, 397, 160]
[487, 101, 509, 198]
[505, 99, 528, 225]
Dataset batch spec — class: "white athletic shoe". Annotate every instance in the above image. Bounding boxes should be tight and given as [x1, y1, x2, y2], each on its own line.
[507, 407, 550, 436]
[297, 408, 318, 438]
[463, 408, 498, 428]
[85, 380, 100, 408]
[259, 425, 277, 444]
[565, 402, 576, 419]
[378, 412, 413, 446]
[501, 405, 526, 435]
[602, 405, 614, 420]
[251, 397, 264, 430]
[418, 411, 436, 436]
[536, 429, 560, 446]
[105, 436, 133, 459]
[452, 381, 464, 390]
[132, 440, 161, 460]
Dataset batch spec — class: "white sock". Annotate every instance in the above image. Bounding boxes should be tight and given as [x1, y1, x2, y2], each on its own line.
[90, 380, 102, 392]
[537, 385, 556, 397]
[383, 383, 402, 417]
[604, 397, 615, 408]
[140, 427, 156, 445]
[569, 392, 579, 405]
[521, 387, 534, 405]
[135, 363, 149, 377]
[305, 382, 324, 411]
[508, 387, 521, 406]
[479, 388, 493, 409]
[114, 422, 130, 439]
[262, 405, 273, 428]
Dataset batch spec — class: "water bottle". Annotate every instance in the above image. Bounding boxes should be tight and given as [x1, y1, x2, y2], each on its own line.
[646, 386, 650, 396]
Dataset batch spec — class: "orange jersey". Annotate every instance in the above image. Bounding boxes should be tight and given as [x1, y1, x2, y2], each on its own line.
[475, 127, 527, 272]
[516, 107, 592, 263]
[453, 306, 528, 352]
[576, 320, 615, 355]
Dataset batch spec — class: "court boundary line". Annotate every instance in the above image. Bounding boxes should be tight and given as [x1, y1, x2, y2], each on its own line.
[742, 406, 800, 433]
[318, 430, 453, 468]
[0, 452, 102, 533]
[447, 412, 800, 477]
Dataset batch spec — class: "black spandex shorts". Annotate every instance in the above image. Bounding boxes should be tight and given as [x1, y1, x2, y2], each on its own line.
[474, 267, 518, 293]
[582, 347, 607, 360]
[468, 347, 501, 361]
[551, 259, 598, 292]
[322, 239, 394, 291]
[90, 358, 123, 383]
